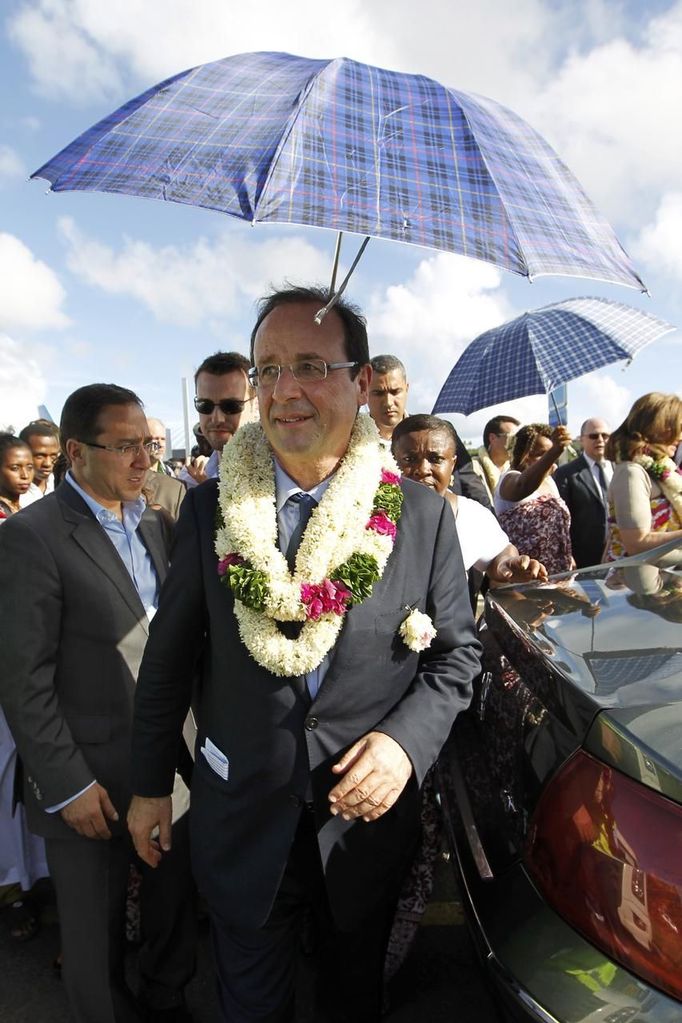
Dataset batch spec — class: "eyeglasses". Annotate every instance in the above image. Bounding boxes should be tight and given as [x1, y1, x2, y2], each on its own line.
[585, 432, 610, 441]
[193, 396, 253, 416]
[247, 360, 359, 388]
[81, 440, 160, 458]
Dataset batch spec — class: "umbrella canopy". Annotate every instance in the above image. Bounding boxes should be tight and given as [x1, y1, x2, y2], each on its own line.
[32, 51, 645, 291]
[432, 298, 676, 415]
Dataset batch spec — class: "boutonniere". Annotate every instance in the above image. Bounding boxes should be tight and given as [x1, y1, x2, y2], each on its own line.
[399, 606, 437, 652]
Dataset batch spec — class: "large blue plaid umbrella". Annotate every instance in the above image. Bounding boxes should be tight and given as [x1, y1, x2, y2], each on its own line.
[432, 298, 676, 415]
[32, 51, 645, 292]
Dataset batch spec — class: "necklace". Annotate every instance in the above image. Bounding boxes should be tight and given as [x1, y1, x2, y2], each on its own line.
[215, 415, 408, 676]
[633, 454, 682, 524]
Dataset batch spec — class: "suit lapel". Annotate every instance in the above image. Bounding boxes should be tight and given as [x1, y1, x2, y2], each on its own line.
[57, 483, 150, 631]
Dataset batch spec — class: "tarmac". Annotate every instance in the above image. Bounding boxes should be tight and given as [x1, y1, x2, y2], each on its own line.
[0, 858, 502, 1022]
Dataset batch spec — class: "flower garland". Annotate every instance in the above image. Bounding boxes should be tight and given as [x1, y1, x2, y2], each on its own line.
[634, 453, 682, 525]
[215, 414, 433, 677]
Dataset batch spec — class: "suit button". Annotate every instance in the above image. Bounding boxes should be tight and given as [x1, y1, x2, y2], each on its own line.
[304, 716, 319, 731]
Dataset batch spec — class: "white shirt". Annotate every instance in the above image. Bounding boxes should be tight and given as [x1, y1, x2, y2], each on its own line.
[454, 495, 510, 572]
[583, 452, 613, 500]
[19, 474, 55, 507]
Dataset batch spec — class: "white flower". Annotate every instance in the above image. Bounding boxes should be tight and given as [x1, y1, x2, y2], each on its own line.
[399, 608, 437, 652]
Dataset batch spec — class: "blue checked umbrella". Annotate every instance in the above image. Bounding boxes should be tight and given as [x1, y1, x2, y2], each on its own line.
[32, 51, 645, 297]
[432, 298, 676, 416]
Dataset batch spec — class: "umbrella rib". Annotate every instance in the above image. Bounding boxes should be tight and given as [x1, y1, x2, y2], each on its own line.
[256, 58, 333, 217]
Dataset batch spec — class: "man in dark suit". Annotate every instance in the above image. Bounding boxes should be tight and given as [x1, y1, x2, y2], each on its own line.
[555, 417, 613, 568]
[128, 287, 481, 1022]
[0, 384, 195, 1023]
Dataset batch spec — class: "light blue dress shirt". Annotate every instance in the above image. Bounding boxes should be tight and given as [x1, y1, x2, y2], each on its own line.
[47, 474, 161, 812]
[274, 461, 333, 700]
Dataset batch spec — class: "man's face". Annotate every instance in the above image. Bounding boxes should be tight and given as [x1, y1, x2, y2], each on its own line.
[367, 369, 408, 438]
[487, 420, 517, 462]
[195, 370, 255, 452]
[146, 419, 166, 463]
[27, 433, 60, 481]
[67, 403, 152, 509]
[580, 418, 610, 461]
[253, 301, 370, 484]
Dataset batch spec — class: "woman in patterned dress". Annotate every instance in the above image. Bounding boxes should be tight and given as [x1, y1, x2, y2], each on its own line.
[494, 422, 574, 575]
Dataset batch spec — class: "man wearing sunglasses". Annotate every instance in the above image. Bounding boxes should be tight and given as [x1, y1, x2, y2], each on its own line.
[0, 384, 196, 1022]
[179, 351, 257, 489]
[555, 417, 613, 568]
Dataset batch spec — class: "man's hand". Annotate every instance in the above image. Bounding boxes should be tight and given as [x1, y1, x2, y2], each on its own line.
[60, 783, 118, 839]
[127, 795, 172, 868]
[329, 732, 413, 822]
[185, 457, 209, 485]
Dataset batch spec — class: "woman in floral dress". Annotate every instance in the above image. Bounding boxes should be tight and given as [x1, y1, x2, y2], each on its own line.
[494, 422, 574, 575]
[604, 392, 682, 561]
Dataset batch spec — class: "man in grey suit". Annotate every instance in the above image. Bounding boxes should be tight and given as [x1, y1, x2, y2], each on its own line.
[555, 417, 613, 568]
[128, 287, 481, 1022]
[0, 384, 195, 1023]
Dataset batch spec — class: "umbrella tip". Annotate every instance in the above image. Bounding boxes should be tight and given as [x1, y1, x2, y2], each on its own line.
[314, 307, 328, 326]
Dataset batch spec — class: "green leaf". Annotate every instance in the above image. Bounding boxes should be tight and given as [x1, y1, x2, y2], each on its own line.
[333, 552, 380, 604]
[226, 564, 269, 610]
[373, 482, 404, 522]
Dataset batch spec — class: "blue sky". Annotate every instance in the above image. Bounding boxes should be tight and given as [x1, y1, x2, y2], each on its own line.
[1, 0, 681, 450]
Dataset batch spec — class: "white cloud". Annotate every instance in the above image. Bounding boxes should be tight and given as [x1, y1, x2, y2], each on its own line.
[525, 3, 682, 223]
[0, 145, 26, 185]
[58, 216, 329, 326]
[0, 333, 48, 431]
[0, 233, 71, 331]
[367, 252, 516, 415]
[631, 192, 682, 282]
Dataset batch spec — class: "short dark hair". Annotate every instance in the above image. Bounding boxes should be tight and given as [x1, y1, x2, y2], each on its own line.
[193, 351, 251, 387]
[19, 419, 60, 444]
[483, 414, 520, 450]
[370, 354, 406, 378]
[249, 286, 369, 376]
[510, 423, 553, 470]
[391, 413, 458, 451]
[59, 384, 143, 452]
[0, 432, 31, 460]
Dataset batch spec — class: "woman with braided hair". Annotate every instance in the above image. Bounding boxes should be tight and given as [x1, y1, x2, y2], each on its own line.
[494, 422, 574, 574]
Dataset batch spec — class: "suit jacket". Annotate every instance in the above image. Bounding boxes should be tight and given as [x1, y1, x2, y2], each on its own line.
[144, 468, 186, 521]
[0, 482, 173, 839]
[554, 454, 610, 567]
[131, 476, 481, 930]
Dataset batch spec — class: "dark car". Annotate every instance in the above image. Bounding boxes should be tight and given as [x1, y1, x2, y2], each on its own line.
[438, 540, 682, 1022]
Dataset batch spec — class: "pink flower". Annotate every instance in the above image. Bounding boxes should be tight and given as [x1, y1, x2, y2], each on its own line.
[381, 469, 400, 485]
[218, 553, 245, 576]
[300, 579, 352, 620]
[366, 512, 397, 539]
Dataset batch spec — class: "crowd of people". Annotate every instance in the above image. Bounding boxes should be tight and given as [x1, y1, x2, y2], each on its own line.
[1, 284, 681, 1023]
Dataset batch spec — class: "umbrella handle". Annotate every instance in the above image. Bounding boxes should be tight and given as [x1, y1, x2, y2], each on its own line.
[315, 236, 371, 325]
[329, 231, 343, 295]
[550, 389, 564, 426]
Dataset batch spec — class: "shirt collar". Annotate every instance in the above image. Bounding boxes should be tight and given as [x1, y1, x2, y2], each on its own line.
[274, 460, 333, 514]
[65, 471, 146, 529]
[583, 452, 602, 470]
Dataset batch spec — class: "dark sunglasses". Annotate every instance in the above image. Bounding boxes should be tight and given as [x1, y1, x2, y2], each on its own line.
[193, 396, 251, 416]
[586, 432, 610, 440]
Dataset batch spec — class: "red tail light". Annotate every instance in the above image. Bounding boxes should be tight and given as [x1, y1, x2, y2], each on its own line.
[525, 749, 682, 1002]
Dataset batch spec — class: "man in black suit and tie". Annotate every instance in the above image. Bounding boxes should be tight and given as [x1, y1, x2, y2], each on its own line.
[0, 384, 195, 1023]
[128, 286, 481, 1022]
[554, 417, 613, 568]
